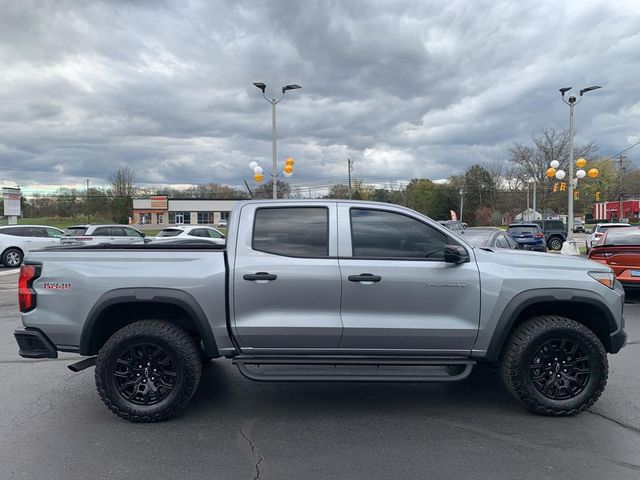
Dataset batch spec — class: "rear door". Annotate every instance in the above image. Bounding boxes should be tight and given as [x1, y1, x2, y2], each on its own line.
[232, 203, 343, 350]
[337, 204, 481, 354]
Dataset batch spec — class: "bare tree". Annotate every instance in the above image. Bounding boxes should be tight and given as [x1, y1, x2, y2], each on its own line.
[107, 167, 137, 223]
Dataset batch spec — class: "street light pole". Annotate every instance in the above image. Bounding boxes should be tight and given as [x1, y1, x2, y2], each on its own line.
[560, 85, 601, 241]
[253, 82, 301, 199]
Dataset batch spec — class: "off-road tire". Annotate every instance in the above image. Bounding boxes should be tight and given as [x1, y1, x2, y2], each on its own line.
[95, 320, 202, 423]
[548, 237, 563, 251]
[501, 315, 607, 416]
[1, 248, 23, 267]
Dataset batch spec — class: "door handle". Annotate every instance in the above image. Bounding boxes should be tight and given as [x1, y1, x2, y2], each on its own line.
[243, 272, 278, 281]
[348, 273, 382, 283]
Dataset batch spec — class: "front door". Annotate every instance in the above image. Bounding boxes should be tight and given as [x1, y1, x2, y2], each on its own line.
[337, 205, 481, 354]
[232, 204, 343, 351]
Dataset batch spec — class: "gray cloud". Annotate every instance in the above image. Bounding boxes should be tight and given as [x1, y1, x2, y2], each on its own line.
[0, 0, 638, 195]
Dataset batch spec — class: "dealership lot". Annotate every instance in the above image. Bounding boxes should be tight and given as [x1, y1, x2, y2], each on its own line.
[1, 268, 639, 480]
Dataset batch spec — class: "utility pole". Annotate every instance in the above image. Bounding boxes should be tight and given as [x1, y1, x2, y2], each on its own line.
[86, 178, 90, 224]
[347, 158, 353, 199]
[459, 188, 464, 222]
[618, 154, 627, 221]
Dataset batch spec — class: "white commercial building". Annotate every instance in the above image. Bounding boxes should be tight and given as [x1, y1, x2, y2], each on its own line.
[132, 196, 242, 226]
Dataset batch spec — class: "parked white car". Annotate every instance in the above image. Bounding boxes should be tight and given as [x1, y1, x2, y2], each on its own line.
[61, 225, 145, 246]
[586, 222, 631, 251]
[0, 225, 64, 267]
[152, 225, 226, 244]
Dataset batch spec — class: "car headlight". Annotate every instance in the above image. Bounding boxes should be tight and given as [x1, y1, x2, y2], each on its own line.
[588, 271, 615, 289]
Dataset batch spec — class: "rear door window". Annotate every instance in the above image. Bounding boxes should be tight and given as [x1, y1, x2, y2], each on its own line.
[253, 207, 329, 257]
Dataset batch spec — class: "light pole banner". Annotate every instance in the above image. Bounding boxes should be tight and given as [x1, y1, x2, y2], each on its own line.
[2, 187, 21, 217]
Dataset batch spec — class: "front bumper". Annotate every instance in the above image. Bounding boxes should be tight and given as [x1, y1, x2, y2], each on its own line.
[14, 328, 58, 359]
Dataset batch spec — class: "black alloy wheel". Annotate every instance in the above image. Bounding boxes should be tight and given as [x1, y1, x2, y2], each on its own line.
[528, 338, 591, 400]
[113, 343, 177, 406]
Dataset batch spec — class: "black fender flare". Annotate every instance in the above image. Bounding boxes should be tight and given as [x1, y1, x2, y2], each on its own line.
[484, 288, 620, 362]
[79, 287, 219, 357]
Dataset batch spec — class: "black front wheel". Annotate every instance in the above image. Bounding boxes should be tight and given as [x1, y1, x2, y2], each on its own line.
[501, 315, 608, 416]
[95, 320, 202, 422]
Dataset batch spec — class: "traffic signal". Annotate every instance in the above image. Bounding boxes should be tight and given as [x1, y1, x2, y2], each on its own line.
[553, 183, 558, 193]
[283, 157, 295, 178]
[574, 190, 580, 200]
[559, 182, 566, 191]
[595, 191, 601, 201]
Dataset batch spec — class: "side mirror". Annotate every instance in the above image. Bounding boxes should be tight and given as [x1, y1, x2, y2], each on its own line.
[444, 245, 469, 264]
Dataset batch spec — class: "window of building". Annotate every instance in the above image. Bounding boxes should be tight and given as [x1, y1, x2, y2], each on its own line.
[139, 213, 151, 224]
[197, 212, 215, 224]
[350, 208, 448, 259]
[253, 207, 329, 257]
[157, 213, 163, 224]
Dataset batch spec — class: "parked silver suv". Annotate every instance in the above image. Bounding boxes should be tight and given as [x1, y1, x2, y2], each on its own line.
[61, 224, 145, 246]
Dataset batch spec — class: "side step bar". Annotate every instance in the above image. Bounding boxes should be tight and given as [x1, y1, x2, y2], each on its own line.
[233, 355, 475, 382]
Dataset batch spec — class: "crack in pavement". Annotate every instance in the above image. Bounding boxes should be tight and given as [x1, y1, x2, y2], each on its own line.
[239, 422, 264, 480]
[588, 410, 640, 436]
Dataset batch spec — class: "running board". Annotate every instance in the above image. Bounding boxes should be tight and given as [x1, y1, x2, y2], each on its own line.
[232, 355, 475, 382]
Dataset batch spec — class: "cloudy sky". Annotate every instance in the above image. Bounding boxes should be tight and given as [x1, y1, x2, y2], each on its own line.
[1, 0, 639, 196]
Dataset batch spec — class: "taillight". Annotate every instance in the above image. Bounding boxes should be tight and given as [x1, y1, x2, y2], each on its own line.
[534, 233, 544, 238]
[18, 264, 41, 313]
[589, 250, 612, 260]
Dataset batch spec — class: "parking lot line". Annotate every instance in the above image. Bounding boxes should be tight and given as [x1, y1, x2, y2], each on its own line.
[0, 269, 18, 277]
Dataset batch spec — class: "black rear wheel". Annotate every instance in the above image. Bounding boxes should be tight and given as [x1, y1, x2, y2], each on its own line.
[95, 320, 202, 422]
[548, 237, 563, 251]
[501, 315, 607, 416]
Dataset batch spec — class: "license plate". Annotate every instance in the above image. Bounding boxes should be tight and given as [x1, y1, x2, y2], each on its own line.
[631, 270, 640, 277]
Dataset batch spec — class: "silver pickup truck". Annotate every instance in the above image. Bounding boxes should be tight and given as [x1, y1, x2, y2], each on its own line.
[14, 200, 627, 422]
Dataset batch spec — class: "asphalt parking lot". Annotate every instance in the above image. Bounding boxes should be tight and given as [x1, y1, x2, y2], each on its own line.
[1, 267, 639, 480]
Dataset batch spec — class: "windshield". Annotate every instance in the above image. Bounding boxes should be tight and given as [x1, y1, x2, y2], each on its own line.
[461, 231, 492, 246]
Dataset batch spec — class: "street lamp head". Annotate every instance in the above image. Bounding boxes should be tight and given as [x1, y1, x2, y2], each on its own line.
[559, 87, 572, 95]
[253, 82, 267, 93]
[282, 84, 301, 94]
[580, 85, 601, 96]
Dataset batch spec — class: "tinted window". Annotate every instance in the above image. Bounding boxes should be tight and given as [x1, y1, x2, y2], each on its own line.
[0, 227, 26, 236]
[93, 227, 111, 236]
[605, 230, 640, 245]
[253, 207, 328, 257]
[505, 235, 517, 248]
[157, 229, 182, 237]
[45, 228, 63, 238]
[188, 229, 207, 238]
[495, 235, 509, 248]
[64, 227, 88, 236]
[548, 221, 565, 229]
[350, 209, 448, 259]
[124, 228, 143, 237]
[507, 226, 538, 235]
[206, 229, 223, 238]
[27, 227, 46, 237]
